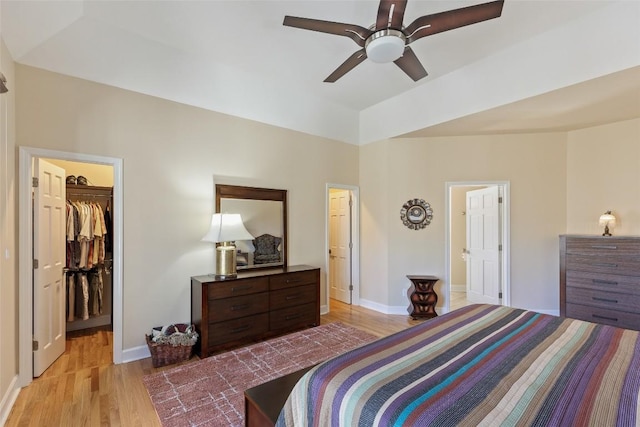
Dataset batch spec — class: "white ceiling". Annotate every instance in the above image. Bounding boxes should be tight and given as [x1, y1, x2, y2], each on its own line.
[1, 1, 639, 144]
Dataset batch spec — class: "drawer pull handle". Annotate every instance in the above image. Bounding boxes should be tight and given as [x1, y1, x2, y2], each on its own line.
[231, 286, 252, 293]
[231, 325, 251, 333]
[285, 314, 302, 321]
[593, 279, 618, 286]
[590, 245, 618, 250]
[592, 314, 618, 322]
[286, 279, 302, 284]
[285, 294, 300, 300]
[592, 297, 618, 304]
[591, 262, 618, 268]
[231, 304, 249, 311]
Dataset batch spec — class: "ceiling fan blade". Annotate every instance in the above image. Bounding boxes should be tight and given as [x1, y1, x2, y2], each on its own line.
[394, 47, 428, 81]
[375, 0, 407, 30]
[283, 16, 372, 47]
[404, 0, 504, 44]
[324, 49, 368, 83]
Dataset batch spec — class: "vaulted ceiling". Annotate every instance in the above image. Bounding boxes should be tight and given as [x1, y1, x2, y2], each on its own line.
[2, 1, 639, 144]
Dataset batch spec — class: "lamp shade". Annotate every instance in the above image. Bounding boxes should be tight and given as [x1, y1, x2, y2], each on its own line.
[599, 211, 616, 227]
[201, 213, 254, 243]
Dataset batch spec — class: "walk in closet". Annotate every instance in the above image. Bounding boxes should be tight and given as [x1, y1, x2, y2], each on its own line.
[64, 183, 113, 331]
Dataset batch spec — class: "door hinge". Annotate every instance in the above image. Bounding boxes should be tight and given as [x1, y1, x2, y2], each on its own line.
[33, 259, 39, 269]
[349, 242, 353, 249]
[499, 244, 502, 251]
[499, 292, 503, 299]
[33, 340, 39, 351]
[498, 196, 503, 203]
[32, 177, 39, 187]
[349, 285, 354, 291]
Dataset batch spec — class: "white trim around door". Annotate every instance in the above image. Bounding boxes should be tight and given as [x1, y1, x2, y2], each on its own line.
[18, 147, 124, 387]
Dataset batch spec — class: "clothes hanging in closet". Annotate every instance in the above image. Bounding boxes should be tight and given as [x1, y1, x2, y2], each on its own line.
[65, 199, 108, 321]
[65, 270, 104, 321]
[66, 200, 108, 270]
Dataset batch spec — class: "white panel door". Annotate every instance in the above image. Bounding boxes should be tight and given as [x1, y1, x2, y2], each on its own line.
[466, 186, 501, 305]
[33, 159, 66, 377]
[329, 190, 351, 304]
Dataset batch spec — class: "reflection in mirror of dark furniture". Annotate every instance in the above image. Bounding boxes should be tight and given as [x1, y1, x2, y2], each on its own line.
[253, 234, 282, 264]
[215, 184, 287, 271]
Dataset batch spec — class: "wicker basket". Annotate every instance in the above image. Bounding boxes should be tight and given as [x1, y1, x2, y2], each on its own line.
[146, 334, 194, 368]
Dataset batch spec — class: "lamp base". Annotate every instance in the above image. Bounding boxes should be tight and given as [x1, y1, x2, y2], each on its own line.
[215, 242, 237, 279]
[602, 225, 612, 237]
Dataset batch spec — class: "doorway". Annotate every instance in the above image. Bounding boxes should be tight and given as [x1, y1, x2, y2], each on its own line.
[444, 181, 510, 314]
[18, 147, 123, 387]
[325, 184, 360, 313]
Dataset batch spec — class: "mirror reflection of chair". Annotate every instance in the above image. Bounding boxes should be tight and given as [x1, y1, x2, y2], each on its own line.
[253, 234, 282, 264]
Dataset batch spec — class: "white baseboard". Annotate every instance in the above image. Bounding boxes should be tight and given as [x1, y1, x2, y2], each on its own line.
[0, 375, 20, 426]
[527, 308, 560, 316]
[359, 298, 444, 317]
[121, 344, 151, 364]
[320, 304, 329, 315]
[450, 284, 466, 292]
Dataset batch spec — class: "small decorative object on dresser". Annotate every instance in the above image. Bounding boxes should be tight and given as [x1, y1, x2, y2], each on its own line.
[191, 265, 320, 358]
[406, 275, 439, 319]
[560, 235, 640, 330]
[598, 210, 617, 236]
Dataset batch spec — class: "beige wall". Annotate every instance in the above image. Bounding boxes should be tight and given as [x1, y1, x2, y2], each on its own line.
[15, 65, 359, 352]
[361, 134, 568, 312]
[0, 37, 17, 422]
[566, 118, 640, 236]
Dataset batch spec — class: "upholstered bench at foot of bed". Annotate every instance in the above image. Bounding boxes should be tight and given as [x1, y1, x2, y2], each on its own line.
[244, 365, 315, 427]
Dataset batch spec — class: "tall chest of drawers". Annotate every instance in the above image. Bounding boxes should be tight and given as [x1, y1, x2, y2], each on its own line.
[560, 235, 640, 330]
[191, 265, 320, 358]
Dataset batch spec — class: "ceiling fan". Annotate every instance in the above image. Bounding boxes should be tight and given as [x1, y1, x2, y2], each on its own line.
[283, 0, 505, 83]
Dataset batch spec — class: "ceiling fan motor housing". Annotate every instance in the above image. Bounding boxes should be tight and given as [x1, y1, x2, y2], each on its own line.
[365, 29, 406, 63]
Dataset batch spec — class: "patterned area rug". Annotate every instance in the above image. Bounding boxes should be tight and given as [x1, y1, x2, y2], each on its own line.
[142, 322, 377, 427]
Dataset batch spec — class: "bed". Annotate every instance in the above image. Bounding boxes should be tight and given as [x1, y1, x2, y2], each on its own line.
[275, 304, 640, 426]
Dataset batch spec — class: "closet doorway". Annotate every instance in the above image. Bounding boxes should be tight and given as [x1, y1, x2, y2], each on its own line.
[18, 147, 123, 386]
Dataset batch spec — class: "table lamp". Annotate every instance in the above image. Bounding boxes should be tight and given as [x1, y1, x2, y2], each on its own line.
[202, 213, 254, 278]
[598, 211, 616, 236]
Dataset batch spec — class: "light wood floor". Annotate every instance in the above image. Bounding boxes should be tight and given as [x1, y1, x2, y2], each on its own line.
[5, 299, 470, 426]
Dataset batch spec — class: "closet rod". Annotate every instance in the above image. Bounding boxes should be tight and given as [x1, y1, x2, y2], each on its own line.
[67, 193, 112, 198]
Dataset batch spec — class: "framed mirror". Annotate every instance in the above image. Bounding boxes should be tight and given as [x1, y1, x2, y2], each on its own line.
[216, 184, 287, 271]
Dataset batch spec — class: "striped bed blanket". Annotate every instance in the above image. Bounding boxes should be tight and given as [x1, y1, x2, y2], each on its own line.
[276, 304, 640, 426]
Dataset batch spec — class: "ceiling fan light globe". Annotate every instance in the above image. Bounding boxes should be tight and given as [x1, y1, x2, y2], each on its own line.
[365, 29, 406, 63]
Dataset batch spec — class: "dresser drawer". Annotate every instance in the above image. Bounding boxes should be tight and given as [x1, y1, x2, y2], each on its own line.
[208, 313, 269, 346]
[207, 277, 269, 299]
[208, 293, 269, 323]
[566, 270, 640, 294]
[270, 270, 317, 291]
[566, 286, 640, 313]
[566, 238, 640, 256]
[566, 303, 640, 331]
[270, 284, 316, 310]
[566, 254, 640, 276]
[270, 302, 317, 330]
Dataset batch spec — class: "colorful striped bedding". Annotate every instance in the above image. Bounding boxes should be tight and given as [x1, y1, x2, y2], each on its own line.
[276, 304, 640, 426]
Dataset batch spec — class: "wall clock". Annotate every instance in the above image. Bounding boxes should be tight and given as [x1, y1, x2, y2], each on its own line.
[400, 199, 433, 230]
